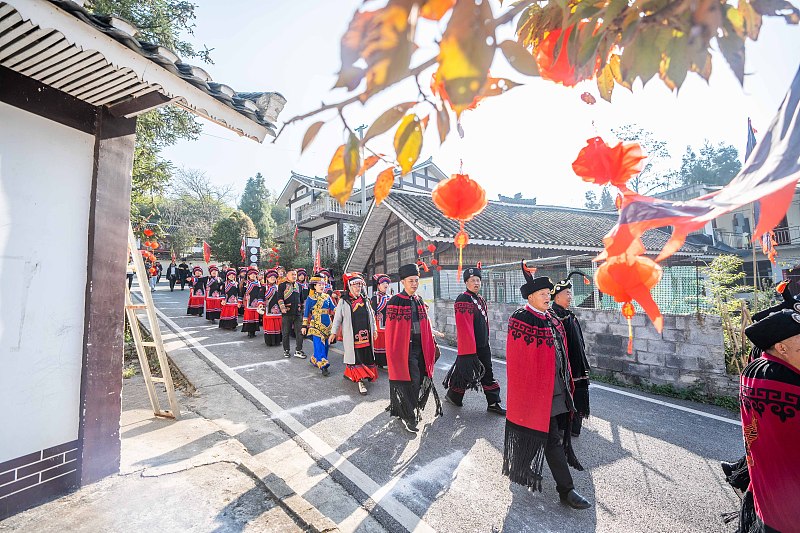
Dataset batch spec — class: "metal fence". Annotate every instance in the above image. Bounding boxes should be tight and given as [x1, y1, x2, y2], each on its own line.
[435, 254, 710, 315]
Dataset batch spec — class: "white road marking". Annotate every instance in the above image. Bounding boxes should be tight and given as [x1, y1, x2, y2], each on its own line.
[149, 305, 436, 533]
[230, 359, 290, 371]
[437, 345, 740, 426]
[269, 395, 352, 420]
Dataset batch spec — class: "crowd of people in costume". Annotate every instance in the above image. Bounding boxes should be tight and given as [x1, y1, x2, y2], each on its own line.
[174, 258, 800, 525]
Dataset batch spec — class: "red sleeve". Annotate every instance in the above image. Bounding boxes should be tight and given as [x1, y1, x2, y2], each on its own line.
[455, 300, 476, 355]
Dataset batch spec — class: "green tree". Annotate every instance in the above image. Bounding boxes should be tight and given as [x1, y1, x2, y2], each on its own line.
[611, 125, 674, 194]
[271, 202, 289, 226]
[209, 211, 258, 267]
[674, 140, 742, 186]
[86, 1, 212, 218]
[584, 191, 599, 210]
[599, 187, 615, 210]
[238, 173, 276, 245]
[276, 233, 312, 272]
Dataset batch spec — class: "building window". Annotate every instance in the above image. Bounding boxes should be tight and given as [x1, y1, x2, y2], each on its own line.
[316, 235, 335, 260]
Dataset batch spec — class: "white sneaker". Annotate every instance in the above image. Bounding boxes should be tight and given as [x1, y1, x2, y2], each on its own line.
[294, 350, 306, 359]
[357, 382, 367, 395]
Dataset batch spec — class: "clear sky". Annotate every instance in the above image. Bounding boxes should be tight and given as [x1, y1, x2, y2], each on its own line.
[162, 0, 800, 209]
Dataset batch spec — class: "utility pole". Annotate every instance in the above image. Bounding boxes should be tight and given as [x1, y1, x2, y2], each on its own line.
[355, 124, 368, 210]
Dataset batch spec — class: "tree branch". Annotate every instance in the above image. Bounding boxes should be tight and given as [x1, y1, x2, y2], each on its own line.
[274, 0, 531, 142]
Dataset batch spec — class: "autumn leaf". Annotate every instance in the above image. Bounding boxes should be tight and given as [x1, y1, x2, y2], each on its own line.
[327, 132, 361, 206]
[357, 155, 381, 177]
[301, 121, 324, 154]
[420, 0, 456, 21]
[394, 114, 423, 176]
[434, 0, 495, 117]
[364, 102, 416, 143]
[374, 167, 395, 204]
[498, 39, 540, 76]
[738, 0, 763, 39]
[436, 104, 450, 145]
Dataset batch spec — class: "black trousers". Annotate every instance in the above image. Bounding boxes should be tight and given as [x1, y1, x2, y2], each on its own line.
[447, 345, 502, 405]
[545, 416, 574, 496]
[168, 277, 176, 291]
[179, 276, 186, 290]
[281, 314, 304, 353]
[127, 273, 133, 289]
[389, 339, 427, 422]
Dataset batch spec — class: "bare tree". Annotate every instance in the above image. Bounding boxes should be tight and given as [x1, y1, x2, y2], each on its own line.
[611, 125, 674, 195]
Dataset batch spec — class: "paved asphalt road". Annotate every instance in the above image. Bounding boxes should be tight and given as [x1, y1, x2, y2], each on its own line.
[149, 282, 743, 533]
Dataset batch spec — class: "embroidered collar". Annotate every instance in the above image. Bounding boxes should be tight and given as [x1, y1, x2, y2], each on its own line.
[526, 304, 548, 317]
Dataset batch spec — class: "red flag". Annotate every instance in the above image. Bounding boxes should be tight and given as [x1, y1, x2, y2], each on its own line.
[202, 241, 211, 263]
[240, 236, 246, 261]
[313, 248, 321, 273]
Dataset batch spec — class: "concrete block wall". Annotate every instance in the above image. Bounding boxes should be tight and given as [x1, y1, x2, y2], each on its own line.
[432, 300, 738, 397]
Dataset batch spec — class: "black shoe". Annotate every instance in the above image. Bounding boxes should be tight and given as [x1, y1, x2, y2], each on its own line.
[560, 489, 591, 510]
[322, 367, 330, 377]
[571, 431, 581, 438]
[487, 402, 507, 416]
[401, 418, 419, 433]
[721, 461, 737, 478]
[283, 351, 291, 358]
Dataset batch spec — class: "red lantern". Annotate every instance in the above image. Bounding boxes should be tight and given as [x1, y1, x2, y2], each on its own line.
[534, 24, 602, 87]
[151, 242, 159, 250]
[143, 241, 151, 248]
[572, 137, 647, 189]
[427, 244, 436, 253]
[417, 248, 424, 256]
[430, 258, 438, 266]
[432, 173, 487, 279]
[143, 228, 154, 237]
[436, 265, 442, 271]
[415, 235, 423, 242]
[595, 254, 663, 334]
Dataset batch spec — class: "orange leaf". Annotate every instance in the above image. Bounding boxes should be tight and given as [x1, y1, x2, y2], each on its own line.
[364, 102, 416, 143]
[420, 0, 456, 21]
[435, 0, 495, 117]
[327, 132, 361, 206]
[420, 114, 430, 130]
[357, 155, 381, 177]
[374, 167, 395, 204]
[394, 114, 423, 176]
[301, 121, 324, 154]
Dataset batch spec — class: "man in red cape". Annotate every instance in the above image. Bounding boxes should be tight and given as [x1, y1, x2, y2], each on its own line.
[384, 263, 442, 433]
[736, 310, 800, 532]
[502, 261, 590, 510]
[442, 265, 506, 414]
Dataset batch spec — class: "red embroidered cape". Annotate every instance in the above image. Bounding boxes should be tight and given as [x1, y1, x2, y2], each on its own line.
[455, 291, 488, 356]
[506, 306, 573, 434]
[740, 353, 800, 532]
[384, 292, 437, 382]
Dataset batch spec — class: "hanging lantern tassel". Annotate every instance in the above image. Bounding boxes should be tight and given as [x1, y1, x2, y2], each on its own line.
[621, 302, 635, 355]
[454, 222, 469, 281]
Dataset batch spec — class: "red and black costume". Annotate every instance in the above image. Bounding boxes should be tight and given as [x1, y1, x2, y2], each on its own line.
[237, 267, 247, 316]
[551, 272, 592, 436]
[262, 269, 282, 346]
[502, 263, 585, 507]
[370, 273, 391, 368]
[731, 310, 800, 533]
[204, 265, 223, 322]
[384, 264, 442, 430]
[442, 266, 502, 409]
[219, 269, 240, 330]
[186, 266, 205, 316]
[241, 268, 262, 337]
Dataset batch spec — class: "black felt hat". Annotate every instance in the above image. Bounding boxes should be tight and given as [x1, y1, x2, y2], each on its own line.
[398, 263, 420, 280]
[463, 266, 482, 283]
[752, 281, 800, 322]
[519, 261, 553, 298]
[745, 309, 800, 350]
[552, 271, 589, 296]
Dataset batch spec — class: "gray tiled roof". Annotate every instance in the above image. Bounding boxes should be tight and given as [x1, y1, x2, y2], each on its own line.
[385, 192, 710, 255]
[48, 0, 285, 135]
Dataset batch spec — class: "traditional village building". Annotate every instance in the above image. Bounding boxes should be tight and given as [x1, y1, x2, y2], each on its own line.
[0, 0, 284, 518]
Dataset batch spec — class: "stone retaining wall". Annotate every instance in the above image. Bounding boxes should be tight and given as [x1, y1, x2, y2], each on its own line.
[432, 300, 738, 397]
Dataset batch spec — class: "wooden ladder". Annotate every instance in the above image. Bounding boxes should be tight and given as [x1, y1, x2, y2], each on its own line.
[125, 224, 180, 419]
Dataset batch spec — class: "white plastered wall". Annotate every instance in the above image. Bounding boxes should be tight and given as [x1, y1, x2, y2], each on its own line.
[0, 102, 93, 462]
[311, 224, 338, 258]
